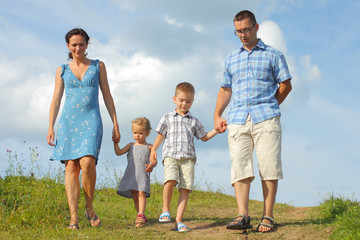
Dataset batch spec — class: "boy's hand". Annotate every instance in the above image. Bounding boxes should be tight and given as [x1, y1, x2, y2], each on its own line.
[150, 150, 157, 163]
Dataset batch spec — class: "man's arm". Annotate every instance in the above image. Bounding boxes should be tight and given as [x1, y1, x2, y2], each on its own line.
[276, 79, 292, 105]
[214, 87, 232, 133]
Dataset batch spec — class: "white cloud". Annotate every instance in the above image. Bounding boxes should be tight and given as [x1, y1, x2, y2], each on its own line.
[164, 15, 183, 27]
[300, 55, 321, 82]
[258, 20, 287, 54]
[257, 21, 322, 107]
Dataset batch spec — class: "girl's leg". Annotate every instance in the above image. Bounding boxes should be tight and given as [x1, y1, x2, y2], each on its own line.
[131, 190, 139, 213]
[138, 191, 146, 213]
[65, 160, 81, 227]
[175, 188, 190, 226]
[79, 156, 101, 227]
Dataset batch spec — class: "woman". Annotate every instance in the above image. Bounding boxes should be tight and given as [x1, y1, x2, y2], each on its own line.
[47, 28, 120, 230]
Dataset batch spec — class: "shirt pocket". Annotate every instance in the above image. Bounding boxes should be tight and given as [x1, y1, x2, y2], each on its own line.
[251, 59, 272, 80]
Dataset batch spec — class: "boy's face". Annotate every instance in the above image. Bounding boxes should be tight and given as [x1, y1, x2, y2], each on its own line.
[173, 90, 194, 116]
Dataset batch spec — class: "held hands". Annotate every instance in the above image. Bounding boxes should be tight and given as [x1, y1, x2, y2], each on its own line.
[112, 125, 121, 143]
[146, 150, 158, 172]
[214, 116, 227, 133]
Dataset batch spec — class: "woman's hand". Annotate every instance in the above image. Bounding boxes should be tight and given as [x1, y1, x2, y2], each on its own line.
[47, 128, 55, 146]
[112, 124, 121, 143]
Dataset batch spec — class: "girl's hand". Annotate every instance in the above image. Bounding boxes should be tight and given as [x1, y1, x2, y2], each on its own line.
[145, 163, 154, 172]
[47, 129, 55, 146]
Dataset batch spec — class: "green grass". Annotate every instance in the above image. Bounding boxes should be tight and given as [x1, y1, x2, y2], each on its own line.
[1, 148, 360, 239]
[0, 175, 233, 239]
[317, 193, 360, 240]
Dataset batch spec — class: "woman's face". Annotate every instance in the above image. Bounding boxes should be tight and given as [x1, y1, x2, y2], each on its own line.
[67, 34, 88, 59]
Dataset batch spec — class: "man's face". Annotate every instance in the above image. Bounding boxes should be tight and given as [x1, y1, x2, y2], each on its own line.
[234, 18, 258, 51]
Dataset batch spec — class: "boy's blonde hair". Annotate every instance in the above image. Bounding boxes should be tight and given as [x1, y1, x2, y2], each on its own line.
[131, 117, 152, 132]
[175, 82, 195, 96]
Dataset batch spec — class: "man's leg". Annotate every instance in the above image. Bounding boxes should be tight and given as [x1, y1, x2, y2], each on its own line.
[234, 178, 251, 216]
[258, 179, 278, 232]
[253, 117, 282, 232]
[228, 178, 251, 224]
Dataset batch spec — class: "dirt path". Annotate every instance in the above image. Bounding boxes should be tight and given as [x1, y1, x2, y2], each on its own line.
[143, 206, 332, 240]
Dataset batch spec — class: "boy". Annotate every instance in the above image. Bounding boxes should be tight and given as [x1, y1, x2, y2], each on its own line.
[150, 82, 219, 232]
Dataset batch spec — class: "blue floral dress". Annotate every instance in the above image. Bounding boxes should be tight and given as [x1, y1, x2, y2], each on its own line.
[50, 59, 103, 164]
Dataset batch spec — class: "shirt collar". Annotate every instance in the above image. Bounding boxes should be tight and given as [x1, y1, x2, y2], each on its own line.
[239, 38, 265, 53]
[172, 109, 192, 118]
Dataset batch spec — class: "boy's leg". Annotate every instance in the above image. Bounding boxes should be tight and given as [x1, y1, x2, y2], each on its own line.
[130, 190, 139, 213]
[175, 188, 190, 226]
[162, 180, 177, 216]
[161, 157, 180, 221]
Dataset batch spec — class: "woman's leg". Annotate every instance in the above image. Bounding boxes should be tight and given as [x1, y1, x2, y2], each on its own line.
[65, 160, 81, 226]
[79, 155, 101, 227]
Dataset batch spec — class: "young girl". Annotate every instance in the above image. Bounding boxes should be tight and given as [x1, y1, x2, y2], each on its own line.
[114, 117, 155, 227]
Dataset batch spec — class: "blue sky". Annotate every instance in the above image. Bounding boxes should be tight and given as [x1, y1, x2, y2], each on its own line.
[1, 0, 359, 207]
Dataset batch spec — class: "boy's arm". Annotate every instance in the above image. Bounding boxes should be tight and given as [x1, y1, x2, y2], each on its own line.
[114, 143, 131, 156]
[149, 133, 165, 166]
[201, 129, 220, 142]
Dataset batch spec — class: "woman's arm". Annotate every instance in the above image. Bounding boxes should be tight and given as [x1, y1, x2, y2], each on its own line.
[47, 66, 64, 146]
[98, 61, 121, 143]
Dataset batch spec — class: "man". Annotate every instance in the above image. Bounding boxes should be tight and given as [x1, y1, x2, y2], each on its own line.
[214, 10, 292, 233]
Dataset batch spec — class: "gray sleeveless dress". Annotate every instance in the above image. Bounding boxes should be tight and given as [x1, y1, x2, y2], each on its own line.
[117, 143, 151, 198]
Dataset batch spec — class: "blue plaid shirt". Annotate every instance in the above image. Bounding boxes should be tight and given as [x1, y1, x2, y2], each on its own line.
[221, 39, 292, 124]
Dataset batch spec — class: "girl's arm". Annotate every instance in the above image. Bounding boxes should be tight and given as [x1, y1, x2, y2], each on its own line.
[47, 66, 64, 146]
[99, 61, 121, 143]
[201, 129, 220, 142]
[114, 143, 131, 156]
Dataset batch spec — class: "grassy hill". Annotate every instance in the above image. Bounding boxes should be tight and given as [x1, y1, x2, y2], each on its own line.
[1, 174, 359, 240]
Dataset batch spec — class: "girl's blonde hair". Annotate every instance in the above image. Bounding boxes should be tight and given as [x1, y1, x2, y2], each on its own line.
[131, 117, 152, 132]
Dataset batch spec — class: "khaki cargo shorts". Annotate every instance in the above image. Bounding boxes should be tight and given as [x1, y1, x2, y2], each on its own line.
[163, 157, 195, 191]
[228, 115, 283, 184]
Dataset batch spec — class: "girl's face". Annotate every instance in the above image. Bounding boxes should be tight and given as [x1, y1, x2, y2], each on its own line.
[67, 34, 88, 59]
[132, 124, 149, 144]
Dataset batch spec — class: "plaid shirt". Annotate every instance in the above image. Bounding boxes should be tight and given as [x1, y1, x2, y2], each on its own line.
[221, 39, 292, 124]
[156, 110, 206, 163]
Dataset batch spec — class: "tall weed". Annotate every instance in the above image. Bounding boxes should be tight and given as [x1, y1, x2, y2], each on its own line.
[318, 193, 360, 239]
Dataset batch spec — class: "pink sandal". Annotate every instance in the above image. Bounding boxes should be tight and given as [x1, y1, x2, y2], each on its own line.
[135, 213, 148, 227]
